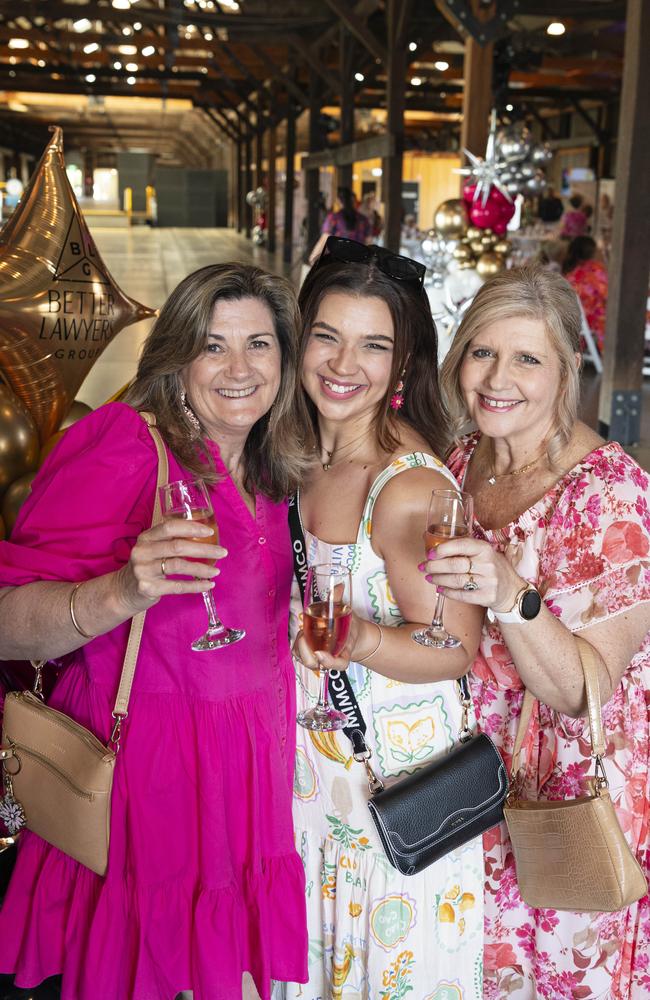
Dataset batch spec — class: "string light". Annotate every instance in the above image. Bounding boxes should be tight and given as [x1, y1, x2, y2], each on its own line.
[434, 60, 449, 71]
[547, 21, 566, 36]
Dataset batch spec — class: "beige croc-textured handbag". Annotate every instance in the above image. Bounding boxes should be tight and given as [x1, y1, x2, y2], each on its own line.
[0, 414, 167, 876]
[504, 635, 647, 912]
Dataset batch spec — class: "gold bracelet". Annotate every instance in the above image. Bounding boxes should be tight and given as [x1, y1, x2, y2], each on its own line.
[356, 622, 383, 663]
[69, 583, 97, 640]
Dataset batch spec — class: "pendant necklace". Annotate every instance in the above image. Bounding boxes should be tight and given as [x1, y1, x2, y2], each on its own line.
[321, 431, 370, 471]
[487, 447, 547, 485]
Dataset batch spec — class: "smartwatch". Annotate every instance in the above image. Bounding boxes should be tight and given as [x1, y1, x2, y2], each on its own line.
[488, 584, 542, 624]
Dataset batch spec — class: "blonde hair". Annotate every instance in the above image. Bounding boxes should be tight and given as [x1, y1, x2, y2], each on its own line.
[124, 263, 310, 501]
[440, 266, 582, 467]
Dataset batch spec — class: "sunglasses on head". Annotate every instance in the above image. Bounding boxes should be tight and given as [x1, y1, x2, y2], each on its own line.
[315, 236, 426, 288]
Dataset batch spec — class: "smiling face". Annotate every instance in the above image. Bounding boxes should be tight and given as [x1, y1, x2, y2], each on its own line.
[459, 314, 564, 451]
[301, 291, 395, 427]
[182, 296, 281, 445]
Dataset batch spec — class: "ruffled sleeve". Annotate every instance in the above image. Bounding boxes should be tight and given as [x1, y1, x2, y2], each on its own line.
[539, 444, 650, 629]
[0, 402, 158, 587]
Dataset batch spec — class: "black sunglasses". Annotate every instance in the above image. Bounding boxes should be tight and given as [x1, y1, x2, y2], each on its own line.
[315, 236, 426, 288]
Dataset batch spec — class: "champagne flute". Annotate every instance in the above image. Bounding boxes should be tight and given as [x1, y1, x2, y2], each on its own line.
[297, 563, 353, 732]
[159, 478, 245, 651]
[412, 488, 473, 649]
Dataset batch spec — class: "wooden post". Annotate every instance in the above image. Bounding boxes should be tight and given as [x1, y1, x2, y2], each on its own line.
[460, 38, 493, 166]
[338, 26, 355, 191]
[306, 67, 323, 256]
[244, 135, 253, 239]
[267, 89, 277, 254]
[382, 0, 407, 251]
[236, 140, 243, 233]
[283, 95, 297, 264]
[597, 0, 650, 442]
[255, 93, 264, 192]
[460, 2, 493, 173]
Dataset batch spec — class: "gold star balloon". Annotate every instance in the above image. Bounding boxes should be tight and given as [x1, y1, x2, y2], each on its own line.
[0, 126, 155, 441]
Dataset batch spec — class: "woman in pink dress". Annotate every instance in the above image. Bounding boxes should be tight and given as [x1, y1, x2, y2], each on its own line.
[0, 264, 309, 1000]
[422, 266, 649, 999]
[308, 188, 371, 265]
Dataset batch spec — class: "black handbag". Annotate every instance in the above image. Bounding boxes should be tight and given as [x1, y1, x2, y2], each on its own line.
[289, 496, 508, 876]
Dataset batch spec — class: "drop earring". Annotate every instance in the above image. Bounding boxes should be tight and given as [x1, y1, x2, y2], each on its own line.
[390, 368, 406, 411]
[181, 390, 202, 433]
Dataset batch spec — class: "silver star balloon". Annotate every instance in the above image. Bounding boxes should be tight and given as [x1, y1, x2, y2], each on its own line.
[431, 284, 473, 341]
[455, 109, 513, 207]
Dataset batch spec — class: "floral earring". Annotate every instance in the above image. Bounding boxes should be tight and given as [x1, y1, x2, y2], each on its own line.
[390, 368, 406, 411]
[181, 390, 201, 433]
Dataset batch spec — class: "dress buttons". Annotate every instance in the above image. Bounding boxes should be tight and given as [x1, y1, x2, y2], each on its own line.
[268, 587, 276, 597]
[258, 536, 266, 545]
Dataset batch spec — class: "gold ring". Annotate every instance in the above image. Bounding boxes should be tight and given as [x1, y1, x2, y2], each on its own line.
[463, 574, 479, 592]
[161, 558, 168, 576]
[467, 556, 473, 574]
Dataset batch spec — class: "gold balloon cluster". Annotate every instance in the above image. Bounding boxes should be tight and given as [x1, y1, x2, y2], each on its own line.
[0, 127, 155, 537]
[452, 226, 512, 277]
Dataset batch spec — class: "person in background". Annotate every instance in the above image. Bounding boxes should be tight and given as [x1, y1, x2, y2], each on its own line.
[533, 237, 569, 274]
[562, 235, 608, 352]
[359, 191, 383, 240]
[0, 264, 310, 1000]
[537, 187, 564, 225]
[280, 236, 484, 999]
[425, 265, 649, 1000]
[560, 193, 589, 238]
[308, 187, 371, 265]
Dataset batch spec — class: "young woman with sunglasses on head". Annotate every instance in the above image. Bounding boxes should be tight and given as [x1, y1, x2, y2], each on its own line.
[276, 237, 484, 999]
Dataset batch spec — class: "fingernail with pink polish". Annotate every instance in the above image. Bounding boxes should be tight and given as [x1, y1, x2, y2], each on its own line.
[427, 549, 437, 559]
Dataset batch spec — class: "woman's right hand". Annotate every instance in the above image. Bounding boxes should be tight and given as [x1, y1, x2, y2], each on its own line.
[116, 519, 227, 615]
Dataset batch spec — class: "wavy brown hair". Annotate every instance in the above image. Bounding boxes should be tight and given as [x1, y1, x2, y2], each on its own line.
[440, 265, 582, 467]
[297, 257, 449, 459]
[124, 263, 310, 501]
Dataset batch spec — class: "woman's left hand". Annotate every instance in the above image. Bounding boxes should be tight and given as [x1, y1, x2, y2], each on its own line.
[420, 538, 523, 612]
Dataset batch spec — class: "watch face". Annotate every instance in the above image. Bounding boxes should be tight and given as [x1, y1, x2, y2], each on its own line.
[521, 588, 542, 620]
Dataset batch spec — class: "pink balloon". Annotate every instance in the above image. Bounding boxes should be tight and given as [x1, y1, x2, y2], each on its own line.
[464, 182, 515, 236]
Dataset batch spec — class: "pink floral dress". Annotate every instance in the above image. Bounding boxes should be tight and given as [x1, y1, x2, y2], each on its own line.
[566, 259, 608, 352]
[448, 433, 650, 1000]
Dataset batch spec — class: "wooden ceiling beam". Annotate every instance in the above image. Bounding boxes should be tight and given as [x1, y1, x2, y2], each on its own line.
[323, 0, 387, 67]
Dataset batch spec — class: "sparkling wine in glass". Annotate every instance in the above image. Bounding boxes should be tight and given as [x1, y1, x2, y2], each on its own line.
[412, 488, 473, 649]
[297, 563, 352, 732]
[159, 478, 245, 651]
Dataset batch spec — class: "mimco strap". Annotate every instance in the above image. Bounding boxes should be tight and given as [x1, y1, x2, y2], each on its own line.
[288, 494, 369, 755]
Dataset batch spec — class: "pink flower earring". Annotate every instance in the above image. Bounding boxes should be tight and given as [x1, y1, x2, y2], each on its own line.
[390, 368, 406, 411]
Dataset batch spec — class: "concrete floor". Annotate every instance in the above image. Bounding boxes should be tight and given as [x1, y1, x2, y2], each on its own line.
[81, 225, 650, 470]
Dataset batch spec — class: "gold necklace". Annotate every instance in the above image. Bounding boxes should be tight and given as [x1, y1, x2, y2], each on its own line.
[487, 448, 547, 485]
[321, 431, 370, 470]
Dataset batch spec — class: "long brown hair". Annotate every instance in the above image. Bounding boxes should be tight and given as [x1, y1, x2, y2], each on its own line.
[297, 258, 449, 459]
[124, 263, 310, 501]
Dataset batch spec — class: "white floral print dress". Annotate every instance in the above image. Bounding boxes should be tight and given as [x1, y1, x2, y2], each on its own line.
[279, 453, 484, 1000]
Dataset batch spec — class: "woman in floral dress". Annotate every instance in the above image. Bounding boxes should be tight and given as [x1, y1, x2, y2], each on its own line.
[279, 237, 485, 999]
[422, 265, 650, 999]
[563, 236, 609, 352]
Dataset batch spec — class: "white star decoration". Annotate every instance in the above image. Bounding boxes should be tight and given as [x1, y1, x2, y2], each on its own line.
[455, 109, 513, 207]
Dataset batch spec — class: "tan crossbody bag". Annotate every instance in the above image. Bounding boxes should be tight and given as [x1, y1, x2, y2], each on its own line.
[504, 635, 647, 912]
[0, 413, 167, 876]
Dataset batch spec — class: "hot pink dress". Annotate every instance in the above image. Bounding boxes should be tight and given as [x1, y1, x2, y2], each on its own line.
[0, 402, 307, 1000]
[449, 433, 650, 1000]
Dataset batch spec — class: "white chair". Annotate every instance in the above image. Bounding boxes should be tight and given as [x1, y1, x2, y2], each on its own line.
[577, 298, 603, 374]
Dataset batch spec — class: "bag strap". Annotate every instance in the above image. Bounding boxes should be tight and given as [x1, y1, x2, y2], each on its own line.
[510, 635, 606, 784]
[110, 412, 168, 744]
